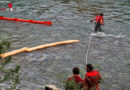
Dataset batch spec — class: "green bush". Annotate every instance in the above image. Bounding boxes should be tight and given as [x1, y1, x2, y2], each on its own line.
[56, 67, 103, 90]
[56, 71, 85, 90]
[0, 38, 20, 89]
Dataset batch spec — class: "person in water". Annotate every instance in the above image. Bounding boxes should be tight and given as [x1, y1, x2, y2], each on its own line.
[90, 13, 104, 32]
[66, 67, 84, 90]
[84, 64, 101, 90]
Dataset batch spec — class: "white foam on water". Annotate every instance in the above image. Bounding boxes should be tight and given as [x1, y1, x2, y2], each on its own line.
[90, 32, 127, 38]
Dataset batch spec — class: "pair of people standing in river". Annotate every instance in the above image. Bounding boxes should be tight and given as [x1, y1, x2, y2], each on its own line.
[66, 64, 101, 90]
[90, 13, 104, 33]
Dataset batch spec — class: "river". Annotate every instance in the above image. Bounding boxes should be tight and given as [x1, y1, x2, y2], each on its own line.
[0, 0, 130, 90]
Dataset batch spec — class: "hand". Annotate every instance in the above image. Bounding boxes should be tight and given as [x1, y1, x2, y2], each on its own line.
[90, 20, 93, 23]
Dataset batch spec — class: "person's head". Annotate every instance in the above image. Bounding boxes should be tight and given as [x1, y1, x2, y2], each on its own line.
[96, 13, 99, 16]
[86, 64, 93, 72]
[45, 86, 53, 90]
[72, 67, 80, 75]
[100, 13, 104, 16]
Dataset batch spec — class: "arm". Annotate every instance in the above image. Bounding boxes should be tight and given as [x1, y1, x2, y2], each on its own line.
[84, 75, 88, 90]
[100, 19, 104, 26]
[65, 78, 70, 90]
[98, 73, 102, 83]
[90, 17, 96, 23]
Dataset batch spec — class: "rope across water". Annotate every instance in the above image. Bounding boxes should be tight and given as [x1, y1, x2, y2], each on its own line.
[86, 24, 95, 64]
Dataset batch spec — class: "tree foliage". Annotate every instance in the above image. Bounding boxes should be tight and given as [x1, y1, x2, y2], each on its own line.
[0, 38, 20, 89]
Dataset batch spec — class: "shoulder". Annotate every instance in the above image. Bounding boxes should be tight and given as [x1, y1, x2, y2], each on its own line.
[67, 76, 73, 81]
[100, 16, 103, 19]
[77, 76, 84, 81]
[86, 70, 100, 76]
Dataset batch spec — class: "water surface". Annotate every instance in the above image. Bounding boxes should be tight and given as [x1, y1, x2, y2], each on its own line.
[0, 0, 130, 90]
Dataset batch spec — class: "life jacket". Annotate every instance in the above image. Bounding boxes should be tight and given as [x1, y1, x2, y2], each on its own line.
[85, 70, 101, 90]
[67, 75, 84, 85]
[95, 16, 104, 24]
[66, 75, 84, 89]
[95, 16, 99, 23]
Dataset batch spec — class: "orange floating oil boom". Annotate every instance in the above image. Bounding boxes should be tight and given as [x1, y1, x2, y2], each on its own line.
[0, 40, 79, 58]
[0, 16, 52, 26]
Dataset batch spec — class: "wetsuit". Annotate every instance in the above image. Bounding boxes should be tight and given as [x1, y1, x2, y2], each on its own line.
[66, 75, 84, 90]
[94, 16, 104, 32]
[85, 70, 101, 90]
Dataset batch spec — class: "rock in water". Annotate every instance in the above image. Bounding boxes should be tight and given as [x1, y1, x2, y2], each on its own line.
[45, 85, 59, 90]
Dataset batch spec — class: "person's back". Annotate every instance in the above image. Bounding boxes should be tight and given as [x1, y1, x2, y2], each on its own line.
[85, 64, 101, 90]
[66, 67, 84, 90]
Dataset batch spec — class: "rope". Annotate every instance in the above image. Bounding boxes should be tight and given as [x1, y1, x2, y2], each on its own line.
[86, 23, 95, 64]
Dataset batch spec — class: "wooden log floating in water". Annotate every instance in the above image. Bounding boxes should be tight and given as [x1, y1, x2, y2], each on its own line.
[0, 40, 79, 58]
